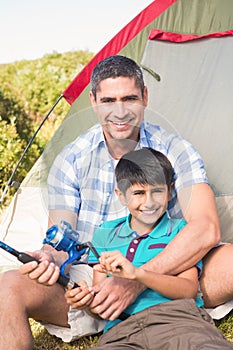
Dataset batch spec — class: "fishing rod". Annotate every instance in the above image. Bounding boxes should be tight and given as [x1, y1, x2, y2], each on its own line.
[0, 240, 75, 288]
[0, 94, 64, 204]
[0, 221, 129, 321]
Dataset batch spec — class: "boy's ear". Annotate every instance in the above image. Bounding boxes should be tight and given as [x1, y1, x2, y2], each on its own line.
[168, 182, 174, 200]
[115, 188, 127, 206]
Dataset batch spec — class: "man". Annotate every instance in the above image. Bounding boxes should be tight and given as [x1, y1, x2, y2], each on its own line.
[0, 55, 232, 349]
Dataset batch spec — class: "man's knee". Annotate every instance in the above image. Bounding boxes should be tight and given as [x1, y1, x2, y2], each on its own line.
[201, 244, 233, 307]
[0, 269, 23, 289]
[202, 244, 233, 270]
[0, 268, 43, 303]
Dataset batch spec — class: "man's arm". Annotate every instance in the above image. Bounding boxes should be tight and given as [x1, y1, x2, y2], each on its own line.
[141, 183, 220, 275]
[48, 209, 78, 230]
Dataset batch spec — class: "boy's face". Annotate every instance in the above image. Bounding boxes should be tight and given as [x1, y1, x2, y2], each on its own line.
[89, 76, 148, 143]
[116, 183, 171, 234]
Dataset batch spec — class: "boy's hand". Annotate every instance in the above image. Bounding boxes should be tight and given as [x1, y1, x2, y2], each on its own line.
[94, 251, 137, 280]
[65, 280, 94, 309]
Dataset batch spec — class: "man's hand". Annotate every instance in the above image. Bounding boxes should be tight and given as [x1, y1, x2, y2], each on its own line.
[19, 249, 60, 286]
[90, 276, 144, 320]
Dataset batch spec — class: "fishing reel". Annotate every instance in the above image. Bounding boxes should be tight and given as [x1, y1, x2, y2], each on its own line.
[43, 220, 100, 280]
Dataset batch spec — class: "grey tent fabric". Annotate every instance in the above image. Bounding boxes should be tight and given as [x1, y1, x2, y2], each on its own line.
[141, 35, 233, 242]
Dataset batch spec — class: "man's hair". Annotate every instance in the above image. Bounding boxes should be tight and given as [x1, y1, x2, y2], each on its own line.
[90, 55, 145, 99]
[115, 148, 174, 194]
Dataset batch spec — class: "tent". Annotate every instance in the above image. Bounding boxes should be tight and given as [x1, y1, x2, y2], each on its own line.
[1, 0, 233, 317]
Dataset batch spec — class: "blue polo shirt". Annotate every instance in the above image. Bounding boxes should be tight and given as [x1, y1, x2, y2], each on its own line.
[89, 212, 203, 331]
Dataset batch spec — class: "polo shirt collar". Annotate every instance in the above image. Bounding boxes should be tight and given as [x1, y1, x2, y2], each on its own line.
[117, 211, 172, 239]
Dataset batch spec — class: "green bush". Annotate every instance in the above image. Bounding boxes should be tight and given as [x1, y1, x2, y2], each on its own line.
[0, 50, 94, 207]
[0, 117, 40, 205]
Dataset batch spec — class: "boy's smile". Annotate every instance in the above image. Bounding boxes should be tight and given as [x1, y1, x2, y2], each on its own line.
[117, 183, 171, 235]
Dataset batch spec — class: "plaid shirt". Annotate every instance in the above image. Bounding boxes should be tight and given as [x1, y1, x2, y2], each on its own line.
[47, 121, 208, 242]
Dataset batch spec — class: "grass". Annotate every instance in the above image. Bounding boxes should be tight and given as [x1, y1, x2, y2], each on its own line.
[215, 313, 233, 343]
[31, 319, 99, 349]
[31, 314, 233, 349]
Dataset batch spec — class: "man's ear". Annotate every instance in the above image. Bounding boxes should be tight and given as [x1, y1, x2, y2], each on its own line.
[89, 91, 97, 107]
[115, 188, 127, 206]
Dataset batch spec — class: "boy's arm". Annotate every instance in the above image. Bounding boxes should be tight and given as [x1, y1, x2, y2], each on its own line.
[134, 267, 198, 299]
[93, 269, 107, 286]
[96, 251, 198, 300]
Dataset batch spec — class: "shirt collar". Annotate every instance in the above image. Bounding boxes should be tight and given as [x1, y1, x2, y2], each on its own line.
[97, 120, 148, 149]
[117, 211, 173, 239]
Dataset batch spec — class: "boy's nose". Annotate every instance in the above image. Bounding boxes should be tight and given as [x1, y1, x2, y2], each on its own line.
[144, 193, 154, 207]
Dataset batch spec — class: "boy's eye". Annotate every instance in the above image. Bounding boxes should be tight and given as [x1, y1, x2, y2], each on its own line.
[152, 189, 164, 193]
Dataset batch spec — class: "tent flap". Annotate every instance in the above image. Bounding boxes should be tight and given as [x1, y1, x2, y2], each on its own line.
[149, 29, 233, 42]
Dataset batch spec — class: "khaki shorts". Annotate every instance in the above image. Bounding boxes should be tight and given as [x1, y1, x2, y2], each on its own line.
[42, 264, 106, 343]
[93, 299, 233, 350]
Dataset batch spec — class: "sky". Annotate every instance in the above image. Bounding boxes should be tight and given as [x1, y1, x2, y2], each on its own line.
[0, 0, 153, 64]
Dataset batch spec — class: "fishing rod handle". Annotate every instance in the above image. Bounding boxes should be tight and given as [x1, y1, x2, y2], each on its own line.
[18, 252, 79, 288]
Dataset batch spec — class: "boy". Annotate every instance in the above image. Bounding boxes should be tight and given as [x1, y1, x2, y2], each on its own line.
[65, 148, 232, 349]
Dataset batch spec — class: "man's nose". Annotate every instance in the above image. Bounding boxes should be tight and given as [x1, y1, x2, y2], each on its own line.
[113, 102, 127, 118]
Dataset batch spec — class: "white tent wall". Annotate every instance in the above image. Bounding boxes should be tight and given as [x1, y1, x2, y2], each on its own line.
[0, 187, 48, 270]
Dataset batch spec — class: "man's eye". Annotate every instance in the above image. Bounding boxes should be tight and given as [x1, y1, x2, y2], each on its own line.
[101, 99, 114, 104]
[124, 96, 139, 102]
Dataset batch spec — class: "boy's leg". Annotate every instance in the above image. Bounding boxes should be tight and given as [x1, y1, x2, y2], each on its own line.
[92, 299, 233, 350]
[0, 269, 69, 350]
[145, 299, 233, 350]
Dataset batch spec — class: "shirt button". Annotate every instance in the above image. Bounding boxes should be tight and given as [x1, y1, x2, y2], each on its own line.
[133, 240, 138, 244]
[106, 192, 110, 197]
[130, 248, 135, 253]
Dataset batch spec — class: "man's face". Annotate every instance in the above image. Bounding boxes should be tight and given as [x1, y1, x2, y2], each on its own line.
[90, 77, 148, 142]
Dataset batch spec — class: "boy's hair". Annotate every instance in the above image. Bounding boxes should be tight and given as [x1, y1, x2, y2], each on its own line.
[115, 148, 174, 194]
[90, 55, 145, 99]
